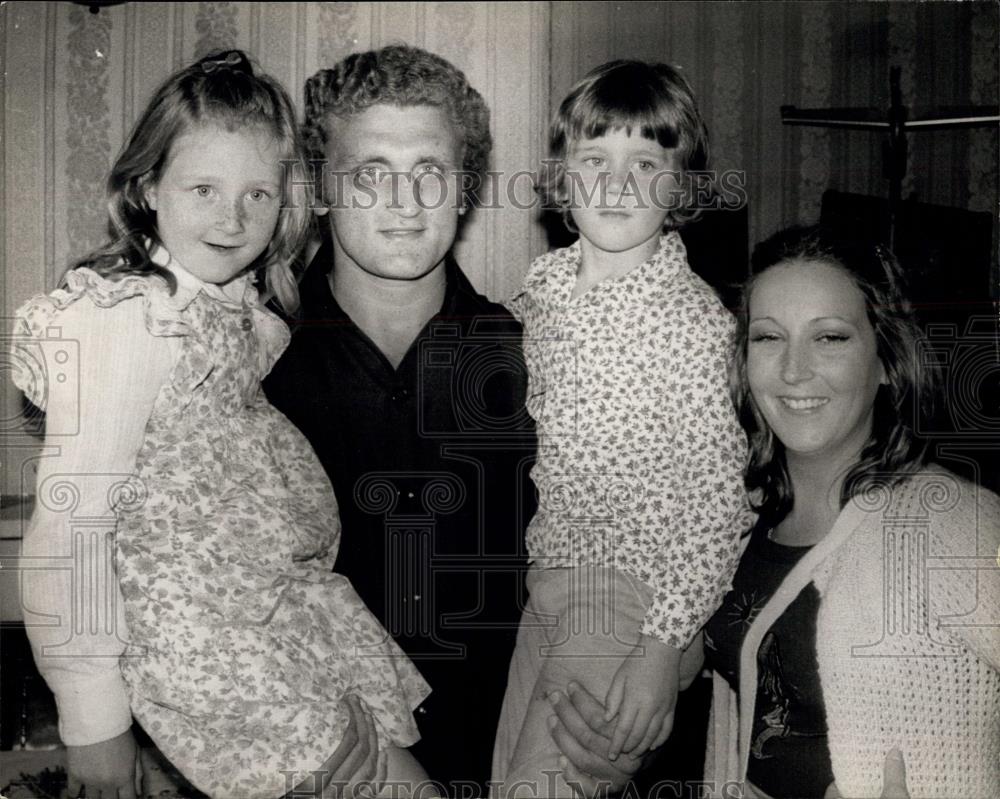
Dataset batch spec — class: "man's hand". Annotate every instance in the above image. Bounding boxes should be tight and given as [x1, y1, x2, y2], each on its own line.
[604, 635, 681, 759]
[66, 729, 141, 799]
[824, 749, 910, 799]
[548, 683, 643, 797]
[315, 694, 383, 798]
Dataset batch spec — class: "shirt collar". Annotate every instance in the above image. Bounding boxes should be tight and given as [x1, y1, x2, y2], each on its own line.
[148, 242, 253, 310]
[551, 231, 690, 306]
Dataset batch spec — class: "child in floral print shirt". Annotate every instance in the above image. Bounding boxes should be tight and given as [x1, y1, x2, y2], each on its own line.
[491, 60, 754, 795]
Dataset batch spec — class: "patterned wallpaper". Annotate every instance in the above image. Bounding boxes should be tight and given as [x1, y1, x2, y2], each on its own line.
[2, 1, 998, 496]
[551, 1, 999, 250]
[4, 1, 549, 301]
[1, 0, 549, 496]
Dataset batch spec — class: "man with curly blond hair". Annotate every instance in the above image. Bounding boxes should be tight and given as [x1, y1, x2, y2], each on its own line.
[265, 45, 534, 794]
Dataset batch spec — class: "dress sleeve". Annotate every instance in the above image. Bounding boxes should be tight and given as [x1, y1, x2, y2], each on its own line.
[639, 300, 755, 649]
[18, 295, 173, 745]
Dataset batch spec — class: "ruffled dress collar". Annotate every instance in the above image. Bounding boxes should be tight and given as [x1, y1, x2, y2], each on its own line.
[11, 246, 291, 412]
[147, 243, 254, 310]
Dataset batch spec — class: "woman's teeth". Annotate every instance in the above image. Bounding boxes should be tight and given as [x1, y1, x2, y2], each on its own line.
[781, 397, 829, 410]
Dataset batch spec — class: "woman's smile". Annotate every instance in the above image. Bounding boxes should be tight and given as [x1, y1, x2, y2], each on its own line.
[778, 396, 830, 412]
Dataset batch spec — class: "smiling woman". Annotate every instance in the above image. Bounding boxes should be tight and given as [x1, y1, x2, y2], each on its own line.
[733, 227, 933, 527]
[745, 258, 887, 516]
[699, 225, 1000, 799]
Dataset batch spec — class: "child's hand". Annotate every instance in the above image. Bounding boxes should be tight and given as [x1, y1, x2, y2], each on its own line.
[66, 729, 142, 799]
[604, 634, 682, 760]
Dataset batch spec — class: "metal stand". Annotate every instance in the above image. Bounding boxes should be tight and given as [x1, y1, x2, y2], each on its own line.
[781, 67, 999, 251]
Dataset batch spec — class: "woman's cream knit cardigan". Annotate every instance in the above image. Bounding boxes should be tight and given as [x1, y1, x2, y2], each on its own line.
[705, 467, 1000, 798]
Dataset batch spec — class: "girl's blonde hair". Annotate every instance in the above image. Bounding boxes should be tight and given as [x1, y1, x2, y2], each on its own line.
[73, 50, 311, 313]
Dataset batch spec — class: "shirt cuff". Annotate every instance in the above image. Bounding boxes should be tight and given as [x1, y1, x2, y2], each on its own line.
[640, 614, 695, 650]
[53, 670, 133, 746]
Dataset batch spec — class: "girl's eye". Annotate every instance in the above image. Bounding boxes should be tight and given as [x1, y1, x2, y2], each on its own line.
[817, 333, 850, 344]
[355, 166, 383, 187]
[749, 333, 781, 344]
[248, 189, 270, 202]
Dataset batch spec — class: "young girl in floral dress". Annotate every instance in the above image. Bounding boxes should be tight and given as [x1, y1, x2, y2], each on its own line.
[13, 50, 430, 798]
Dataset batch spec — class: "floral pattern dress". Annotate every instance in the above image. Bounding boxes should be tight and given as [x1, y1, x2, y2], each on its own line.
[13, 264, 430, 799]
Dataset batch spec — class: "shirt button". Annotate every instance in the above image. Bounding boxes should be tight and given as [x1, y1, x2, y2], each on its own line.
[240, 317, 253, 331]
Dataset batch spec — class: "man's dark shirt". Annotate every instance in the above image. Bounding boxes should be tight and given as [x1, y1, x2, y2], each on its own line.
[263, 239, 535, 791]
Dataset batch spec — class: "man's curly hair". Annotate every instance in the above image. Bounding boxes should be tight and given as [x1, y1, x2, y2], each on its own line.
[304, 45, 492, 205]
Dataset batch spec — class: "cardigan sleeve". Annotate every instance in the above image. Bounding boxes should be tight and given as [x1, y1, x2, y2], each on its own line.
[18, 295, 173, 745]
[931, 478, 1000, 671]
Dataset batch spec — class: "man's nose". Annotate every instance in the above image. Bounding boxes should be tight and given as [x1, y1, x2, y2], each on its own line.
[388, 174, 424, 217]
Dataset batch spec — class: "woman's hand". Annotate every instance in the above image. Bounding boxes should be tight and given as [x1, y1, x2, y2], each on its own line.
[66, 729, 142, 799]
[824, 749, 910, 799]
[548, 682, 644, 797]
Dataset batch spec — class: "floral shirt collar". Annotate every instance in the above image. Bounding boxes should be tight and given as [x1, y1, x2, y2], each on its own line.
[514, 231, 689, 309]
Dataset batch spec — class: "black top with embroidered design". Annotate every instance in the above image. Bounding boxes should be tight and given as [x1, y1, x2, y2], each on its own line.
[703, 518, 835, 799]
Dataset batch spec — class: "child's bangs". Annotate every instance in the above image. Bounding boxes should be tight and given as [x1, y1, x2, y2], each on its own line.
[569, 80, 681, 150]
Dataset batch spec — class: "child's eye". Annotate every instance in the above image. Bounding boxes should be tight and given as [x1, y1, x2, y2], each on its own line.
[354, 166, 384, 187]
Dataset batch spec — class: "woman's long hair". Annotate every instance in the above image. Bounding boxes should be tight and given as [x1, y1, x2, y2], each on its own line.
[730, 225, 937, 522]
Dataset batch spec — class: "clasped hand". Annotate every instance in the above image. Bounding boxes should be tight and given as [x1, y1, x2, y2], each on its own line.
[603, 634, 681, 761]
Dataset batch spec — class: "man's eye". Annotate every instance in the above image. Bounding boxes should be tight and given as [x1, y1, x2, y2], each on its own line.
[248, 189, 271, 202]
[635, 160, 655, 171]
[416, 163, 444, 176]
[583, 157, 604, 168]
[194, 186, 212, 197]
